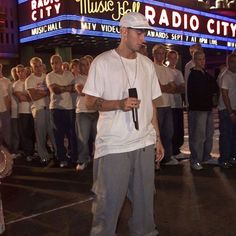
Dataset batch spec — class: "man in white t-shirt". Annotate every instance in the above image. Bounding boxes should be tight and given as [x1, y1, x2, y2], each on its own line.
[83, 12, 164, 236]
[152, 44, 177, 166]
[0, 64, 11, 150]
[25, 57, 55, 164]
[167, 50, 185, 160]
[13, 65, 35, 160]
[75, 57, 98, 171]
[218, 53, 236, 168]
[0, 86, 10, 146]
[46, 55, 77, 168]
[10, 67, 20, 157]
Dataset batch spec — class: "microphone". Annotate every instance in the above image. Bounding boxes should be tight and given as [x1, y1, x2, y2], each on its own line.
[128, 88, 139, 130]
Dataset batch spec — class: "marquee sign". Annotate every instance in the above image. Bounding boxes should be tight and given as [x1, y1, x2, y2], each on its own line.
[17, 0, 236, 50]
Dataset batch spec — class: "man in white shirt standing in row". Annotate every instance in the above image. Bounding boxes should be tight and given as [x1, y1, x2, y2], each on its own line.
[218, 53, 236, 168]
[152, 44, 178, 166]
[46, 55, 77, 167]
[13, 65, 35, 160]
[167, 50, 185, 160]
[25, 57, 55, 164]
[0, 64, 11, 150]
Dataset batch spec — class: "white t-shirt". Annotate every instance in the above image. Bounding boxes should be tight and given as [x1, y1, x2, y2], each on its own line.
[0, 78, 17, 117]
[0, 86, 7, 112]
[13, 80, 32, 114]
[154, 64, 173, 107]
[218, 69, 236, 111]
[46, 70, 74, 110]
[75, 75, 96, 113]
[0, 77, 11, 94]
[83, 49, 162, 159]
[25, 73, 50, 111]
[168, 67, 184, 108]
[184, 60, 195, 81]
[11, 94, 18, 118]
[10, 83, 18, 118]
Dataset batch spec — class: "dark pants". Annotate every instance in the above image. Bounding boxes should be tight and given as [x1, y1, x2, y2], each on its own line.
[0, 111, 11, 150]
[172, 108, 184, 155]
[18, 113, 35, 156]
[11, 118, 20, 153]
[157, 107, 174, 162]
[50, 109, 77, 162]
[218, 109, 236, 163]
[75, 112, 98, 163]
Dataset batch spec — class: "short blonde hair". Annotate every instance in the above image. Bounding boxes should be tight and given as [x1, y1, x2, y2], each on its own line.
[152, 44, 166, 55]
[50, 54, 62, 63]
[30, 57, 42, 67]
[69, 59, 80, 70]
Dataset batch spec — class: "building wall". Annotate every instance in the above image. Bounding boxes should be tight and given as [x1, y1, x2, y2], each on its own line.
[0, 0, 19, 76]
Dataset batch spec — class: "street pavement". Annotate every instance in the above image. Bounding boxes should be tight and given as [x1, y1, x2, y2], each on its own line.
[1, 110, 236, 236]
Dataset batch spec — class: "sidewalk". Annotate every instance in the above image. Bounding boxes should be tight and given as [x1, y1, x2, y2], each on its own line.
[3, 110, 236, 236]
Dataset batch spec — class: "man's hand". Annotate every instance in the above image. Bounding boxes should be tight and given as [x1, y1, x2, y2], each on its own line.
[120, 97, 140, 111]
[155, 139, 164, 162]
[230, 112, 236, 123]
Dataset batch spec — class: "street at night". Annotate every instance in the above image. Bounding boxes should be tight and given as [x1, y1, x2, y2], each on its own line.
[1, 111, 236, 236]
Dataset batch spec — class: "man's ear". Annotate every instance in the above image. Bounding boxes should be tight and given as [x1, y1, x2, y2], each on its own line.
[120, 27, 128, 37]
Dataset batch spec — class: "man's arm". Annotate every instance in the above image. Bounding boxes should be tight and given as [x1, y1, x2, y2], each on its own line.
[160, 81, 176, 94]
[222, 88, 236, 122]
[48, 83, 74, 95]
[174, 83, 185, 94]
[27, 88, 49, 101]
[151, 100, 165, 161]
[85, 94, 140, 112]
[13, 91, 31, 102]
[4, 95, 11, 111]
[75, 83, 85, 96]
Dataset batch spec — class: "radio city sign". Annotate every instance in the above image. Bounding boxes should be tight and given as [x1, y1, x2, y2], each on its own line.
[30, 0, 61, 21]
[18, 0, 236, 50]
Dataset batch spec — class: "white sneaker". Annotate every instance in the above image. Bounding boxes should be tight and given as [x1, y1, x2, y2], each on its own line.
[164, 156, 179, 165]
[76, 162, 88, 171]
[174, 153, 186, 160]
[11, 153, 21, 159]
[191, 162, 203, 170]
[26, 155, 34, 162]
[60, 161, 68, 168]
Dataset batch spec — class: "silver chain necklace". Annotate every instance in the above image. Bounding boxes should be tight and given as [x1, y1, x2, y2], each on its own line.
[117, 50, 138, 88]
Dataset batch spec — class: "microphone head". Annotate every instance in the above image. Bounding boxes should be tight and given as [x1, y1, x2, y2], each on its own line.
[128, 88, 138, 98]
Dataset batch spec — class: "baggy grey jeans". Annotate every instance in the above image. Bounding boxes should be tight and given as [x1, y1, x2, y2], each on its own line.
[90, 145, 158, 236]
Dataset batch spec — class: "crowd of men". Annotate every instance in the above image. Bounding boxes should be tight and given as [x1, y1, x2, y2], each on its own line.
[0, 55, 98, 170]
[0, 44, 235, 172]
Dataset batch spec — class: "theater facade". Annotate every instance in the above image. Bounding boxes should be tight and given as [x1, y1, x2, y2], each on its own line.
[17, 0, 236, 67]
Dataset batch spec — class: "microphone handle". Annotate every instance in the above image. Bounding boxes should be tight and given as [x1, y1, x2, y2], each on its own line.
[134, 108, 139, 130]
[128, 88, 139, 130]
[132, 108, 139, 130]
